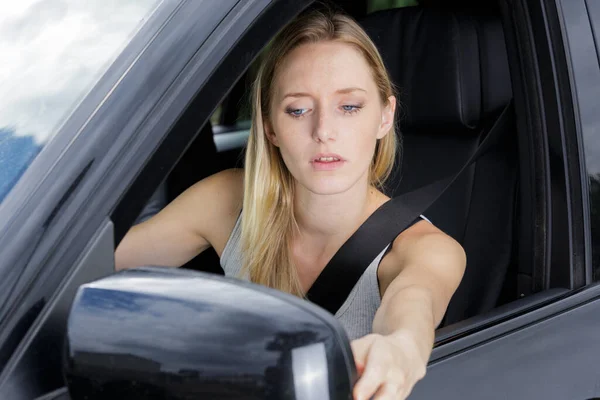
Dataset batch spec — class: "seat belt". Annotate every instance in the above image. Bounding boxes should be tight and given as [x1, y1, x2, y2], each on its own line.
[306, 101, 515, 315]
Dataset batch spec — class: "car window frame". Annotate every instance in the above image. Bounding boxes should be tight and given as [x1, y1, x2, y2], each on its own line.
[536, 0, 591, 290]
[554, 0, 600, 283]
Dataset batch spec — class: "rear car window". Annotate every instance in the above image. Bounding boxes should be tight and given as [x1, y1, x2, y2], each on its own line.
[0, 0, 162, 203]
[368, 0, 419, 12]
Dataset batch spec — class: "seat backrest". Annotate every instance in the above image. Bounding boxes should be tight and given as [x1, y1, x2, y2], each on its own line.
[167, 121, 224, 275]
[360, 6, 518, 324]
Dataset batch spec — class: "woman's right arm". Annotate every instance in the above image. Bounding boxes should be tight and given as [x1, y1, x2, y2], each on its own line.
[114, 169, 243, 271]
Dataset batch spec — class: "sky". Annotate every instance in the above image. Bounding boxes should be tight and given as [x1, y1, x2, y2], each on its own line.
[0, 0, 161, 144]
[0, 0, 162, 200]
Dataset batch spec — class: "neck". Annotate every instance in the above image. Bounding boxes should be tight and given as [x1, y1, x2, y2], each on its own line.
[293, 176, 387, 245]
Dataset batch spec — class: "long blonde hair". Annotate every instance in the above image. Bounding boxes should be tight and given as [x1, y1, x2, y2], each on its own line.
[241, 8, 398, 297]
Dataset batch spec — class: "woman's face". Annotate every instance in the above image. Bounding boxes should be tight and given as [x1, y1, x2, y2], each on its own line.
[267, 41, 395, 195]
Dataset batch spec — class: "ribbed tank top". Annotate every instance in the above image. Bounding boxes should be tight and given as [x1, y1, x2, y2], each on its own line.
[220, 212, 390, 341]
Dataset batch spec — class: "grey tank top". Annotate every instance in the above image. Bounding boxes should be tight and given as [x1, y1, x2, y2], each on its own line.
[220, 212, 390, 341]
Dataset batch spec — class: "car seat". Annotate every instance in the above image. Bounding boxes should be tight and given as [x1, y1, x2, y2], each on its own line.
[167, 121, 224, 275]
[360, 6, 518, 325]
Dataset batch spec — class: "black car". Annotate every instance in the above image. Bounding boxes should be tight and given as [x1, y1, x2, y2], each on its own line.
[1, 0, 600, 399]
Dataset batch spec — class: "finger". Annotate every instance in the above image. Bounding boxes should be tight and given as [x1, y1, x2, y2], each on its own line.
[353, 348, 389, 400]
[372, 383, 401, 400]
[396, 379, 415, 400]
[351, 336, 375, 375]
[395, 371, 420, 400]
[394, 364, 423, 399]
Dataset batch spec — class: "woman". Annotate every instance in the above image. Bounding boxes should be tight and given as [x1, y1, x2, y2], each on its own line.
[116, 8, 466, 400]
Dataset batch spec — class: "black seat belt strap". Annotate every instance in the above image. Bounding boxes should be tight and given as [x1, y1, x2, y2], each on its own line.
[306, 102, 515, 315]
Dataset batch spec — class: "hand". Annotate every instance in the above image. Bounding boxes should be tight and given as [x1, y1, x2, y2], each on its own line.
[351, 332, 427, 400]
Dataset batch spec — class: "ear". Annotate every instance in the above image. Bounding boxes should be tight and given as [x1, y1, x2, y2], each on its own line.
[376, 95, 396, 139]
[264, 119, 279, 147]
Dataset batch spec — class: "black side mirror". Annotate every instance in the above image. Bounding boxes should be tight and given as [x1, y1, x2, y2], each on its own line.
[63, 267, 356, 399]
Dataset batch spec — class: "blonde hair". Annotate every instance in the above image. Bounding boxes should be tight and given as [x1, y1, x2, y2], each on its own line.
[241, 8, 398, 297]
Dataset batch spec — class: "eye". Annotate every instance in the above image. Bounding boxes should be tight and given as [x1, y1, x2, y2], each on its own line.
[341, 105, 362, 114]
[286, 108, 308, 118]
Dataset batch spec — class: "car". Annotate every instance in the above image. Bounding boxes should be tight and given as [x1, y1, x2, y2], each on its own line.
[1, 0, 599, 399]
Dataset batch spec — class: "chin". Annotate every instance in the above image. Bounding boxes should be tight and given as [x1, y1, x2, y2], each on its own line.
[300, 174, 361, 195]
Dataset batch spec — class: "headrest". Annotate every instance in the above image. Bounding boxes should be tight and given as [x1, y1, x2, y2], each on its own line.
[359, 7, 512, 132]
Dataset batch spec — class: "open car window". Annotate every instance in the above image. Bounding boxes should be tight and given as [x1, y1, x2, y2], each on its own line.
[130, 0, 580, 355]
[160, 0, 545, 334]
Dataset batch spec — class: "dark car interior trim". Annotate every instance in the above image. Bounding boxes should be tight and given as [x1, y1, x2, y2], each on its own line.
[430, 280, 600, 363]
[33, 386, 69, 400]
[556, 0, 600, 284]
[544, 0, 590, 288]
[434, 287, 569, 346]
[527, 0, 588, 291]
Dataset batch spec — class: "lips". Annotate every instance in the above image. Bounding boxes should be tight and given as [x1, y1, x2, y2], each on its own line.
[311, 153, 344, 163]
[311, 153, 345, 171]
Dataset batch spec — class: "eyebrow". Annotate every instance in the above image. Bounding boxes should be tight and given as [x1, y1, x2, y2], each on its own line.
[282, 87, 367, 99]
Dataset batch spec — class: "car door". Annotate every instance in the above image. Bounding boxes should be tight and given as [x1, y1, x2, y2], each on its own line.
[407, 0, 600, 398]
[0, 1, 312, 399]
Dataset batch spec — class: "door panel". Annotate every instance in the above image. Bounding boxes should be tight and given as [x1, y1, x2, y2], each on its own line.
[0, 220, 115, 399]
[413, 291, 600, 399]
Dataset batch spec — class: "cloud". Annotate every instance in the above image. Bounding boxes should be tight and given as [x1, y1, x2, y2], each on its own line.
[0, 0, 161, 144]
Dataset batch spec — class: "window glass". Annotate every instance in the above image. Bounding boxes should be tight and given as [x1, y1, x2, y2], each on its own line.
[0, 0, 162, 203]
[368, 0, 419, 13]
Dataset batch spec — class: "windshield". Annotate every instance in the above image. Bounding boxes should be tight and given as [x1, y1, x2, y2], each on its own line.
[0, 0, 162, 203]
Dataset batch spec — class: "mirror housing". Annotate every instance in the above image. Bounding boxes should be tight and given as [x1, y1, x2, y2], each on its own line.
[63, 267, 356, 399]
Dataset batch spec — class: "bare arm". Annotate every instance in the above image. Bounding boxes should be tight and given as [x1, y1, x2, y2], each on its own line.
[374, 220, 465, 336]
[114, 169, 243, 271]
[352, 221, 466, 399]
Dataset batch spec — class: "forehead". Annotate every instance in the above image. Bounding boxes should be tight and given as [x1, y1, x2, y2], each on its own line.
[272, 41, 376, 98]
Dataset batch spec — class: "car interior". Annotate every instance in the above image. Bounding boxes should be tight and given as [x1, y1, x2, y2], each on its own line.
[134, 0, 534, 330]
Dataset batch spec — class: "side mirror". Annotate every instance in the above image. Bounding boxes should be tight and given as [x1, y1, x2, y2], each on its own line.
[63, 267, 356, 399]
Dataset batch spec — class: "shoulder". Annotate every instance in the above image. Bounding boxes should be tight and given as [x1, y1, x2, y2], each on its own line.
[175, 168, 243, 217]
[188, 168, 244, 205]
[377, 219, 466, 296]
[171, 168, 244, 252]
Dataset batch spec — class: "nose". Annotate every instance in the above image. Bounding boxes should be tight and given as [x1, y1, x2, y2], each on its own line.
[312, 106, 336, 143]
